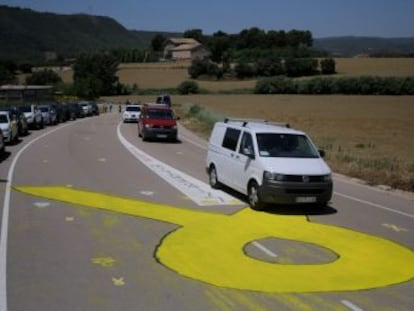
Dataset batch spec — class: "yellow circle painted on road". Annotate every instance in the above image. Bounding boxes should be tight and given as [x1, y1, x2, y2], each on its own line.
[15, 186, 414, 293]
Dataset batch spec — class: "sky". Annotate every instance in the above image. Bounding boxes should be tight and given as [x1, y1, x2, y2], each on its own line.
[1, 0, 414, 38]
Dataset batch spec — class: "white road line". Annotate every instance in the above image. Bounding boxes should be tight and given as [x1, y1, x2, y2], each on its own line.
[117, 123, 241, 206]
[0, 121, 80, 311]
[334, 192, 414, 219]
[341, 300, 364, 311]
[252, 241, 278, 258]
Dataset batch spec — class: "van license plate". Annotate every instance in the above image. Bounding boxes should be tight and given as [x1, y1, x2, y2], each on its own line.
[296, 197, 317, 203]
[157, 134, 167, 138]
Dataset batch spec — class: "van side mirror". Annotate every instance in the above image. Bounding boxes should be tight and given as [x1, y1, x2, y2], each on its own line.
[319, 149, 325, 158]
[243, 147, 255, 159]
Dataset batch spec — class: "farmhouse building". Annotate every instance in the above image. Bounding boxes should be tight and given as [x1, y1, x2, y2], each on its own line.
[163, 38, 209, 61]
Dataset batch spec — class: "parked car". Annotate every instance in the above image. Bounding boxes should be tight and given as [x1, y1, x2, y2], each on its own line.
[0, 129, 5, 155]
[206, 118, 333, 210]
[8, 106, 29, 136]
[49, 102, 67, 123]
[65, 102, 82, 119]
[0, 111, 19, 144]
[123, 104, 142, 123]
[90, 102, 100, 115]
[19, 104, 44, 129]
[39, 104, 58, 125]
[79, 101, 92, 117]
[138, 104, 178, 141]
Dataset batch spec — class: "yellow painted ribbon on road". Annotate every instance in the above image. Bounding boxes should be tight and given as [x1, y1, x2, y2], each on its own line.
[14, 186, 414, 293]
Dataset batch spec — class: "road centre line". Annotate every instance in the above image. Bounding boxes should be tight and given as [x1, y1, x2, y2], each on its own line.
[252, 241, 278, 258]
[117, 123, 241, 206]
[0, 120, 82, 311]
[341, 300, 364, 311]
[334, 192, 414, 219]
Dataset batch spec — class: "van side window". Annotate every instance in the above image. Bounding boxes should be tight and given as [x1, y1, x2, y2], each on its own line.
[222, 128, 241, 151]
[239, 132, 254, 156]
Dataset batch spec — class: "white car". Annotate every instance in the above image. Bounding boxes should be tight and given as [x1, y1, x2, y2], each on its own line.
[19, 104, 44, 129]
[78, 101, 93, 117]
[0, 111, 18, 144]
[122, 104, 142, 123]
[206, 118, 333, 210]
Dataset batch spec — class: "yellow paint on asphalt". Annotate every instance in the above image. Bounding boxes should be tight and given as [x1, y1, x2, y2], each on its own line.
[91, 257, 116, 267]
[112, 277, 125, 286]
[15, 185, 414, 293]
[383, 223, 408, 232]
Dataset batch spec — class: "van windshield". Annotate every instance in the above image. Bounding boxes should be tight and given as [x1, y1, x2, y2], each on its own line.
[256, 133, 320, 158]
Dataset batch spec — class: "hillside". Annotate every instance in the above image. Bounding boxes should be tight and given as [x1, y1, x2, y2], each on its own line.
[0, 5, 168, 63]
[1, 5, 414, 63]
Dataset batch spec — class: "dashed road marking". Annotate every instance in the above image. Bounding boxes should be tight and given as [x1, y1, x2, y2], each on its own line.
[341, 300, 364, 311]
[33, 202, 51, 208]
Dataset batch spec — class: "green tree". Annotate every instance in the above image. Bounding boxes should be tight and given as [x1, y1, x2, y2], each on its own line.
[0, 64, 17, 84]
[26, 69, 62, 85]
[183, 29, 205, 44]
[151, 34, 166, 52]
[73, 53, 120, 99]
[177, 80, 199, 95]
[208, 31, 231, 63]
[320, 58, 336, 74]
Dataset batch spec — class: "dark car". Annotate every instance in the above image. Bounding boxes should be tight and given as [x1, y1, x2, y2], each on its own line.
[49, 102, 67, 123]
[156, 94, 172, 107]
[90, 102, 100, 115]
[63, 102, 80, 120]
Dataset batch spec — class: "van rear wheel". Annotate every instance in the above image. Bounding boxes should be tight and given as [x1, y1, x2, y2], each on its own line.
[248, 181, 265, 210]
[209, 165, 221, 189]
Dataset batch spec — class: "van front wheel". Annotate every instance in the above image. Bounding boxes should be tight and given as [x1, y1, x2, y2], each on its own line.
[248, 181, 265, 210]
[209, 165, 221, 189]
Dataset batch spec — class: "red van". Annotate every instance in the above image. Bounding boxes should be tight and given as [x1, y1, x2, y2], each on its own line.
[138, 104, 178, 142]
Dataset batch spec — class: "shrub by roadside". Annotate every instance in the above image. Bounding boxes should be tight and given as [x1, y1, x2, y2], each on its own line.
[254, 76, 414, 95]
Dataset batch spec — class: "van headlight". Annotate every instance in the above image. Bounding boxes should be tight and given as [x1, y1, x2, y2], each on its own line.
[263, 171, 286, 181]
[323, 174, 332, 182]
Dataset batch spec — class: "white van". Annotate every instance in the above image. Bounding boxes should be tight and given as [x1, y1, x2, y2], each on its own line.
[206, 118, 333, 210]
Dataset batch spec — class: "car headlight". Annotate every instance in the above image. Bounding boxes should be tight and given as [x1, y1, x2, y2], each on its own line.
[263, 171, 286, 181]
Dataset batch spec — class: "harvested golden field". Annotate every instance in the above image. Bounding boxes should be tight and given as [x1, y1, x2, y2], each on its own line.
[334, 58, 414, 77]
[100, 58, 414, 192]
[60, 58, 414, 91]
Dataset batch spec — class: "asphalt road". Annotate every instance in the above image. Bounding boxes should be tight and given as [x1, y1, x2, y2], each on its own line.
[1, 111, 413, 311]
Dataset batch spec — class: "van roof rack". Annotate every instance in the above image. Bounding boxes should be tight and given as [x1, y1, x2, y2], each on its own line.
[224, 118, 290, 128]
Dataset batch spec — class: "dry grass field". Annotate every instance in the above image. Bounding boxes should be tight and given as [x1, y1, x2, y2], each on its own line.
[100, 58, 414, 192]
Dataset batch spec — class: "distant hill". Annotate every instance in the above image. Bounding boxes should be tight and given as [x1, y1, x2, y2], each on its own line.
[1, 5, 414, 63]
[0, 5, 180, 63]
[313, 36, 414, 56]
